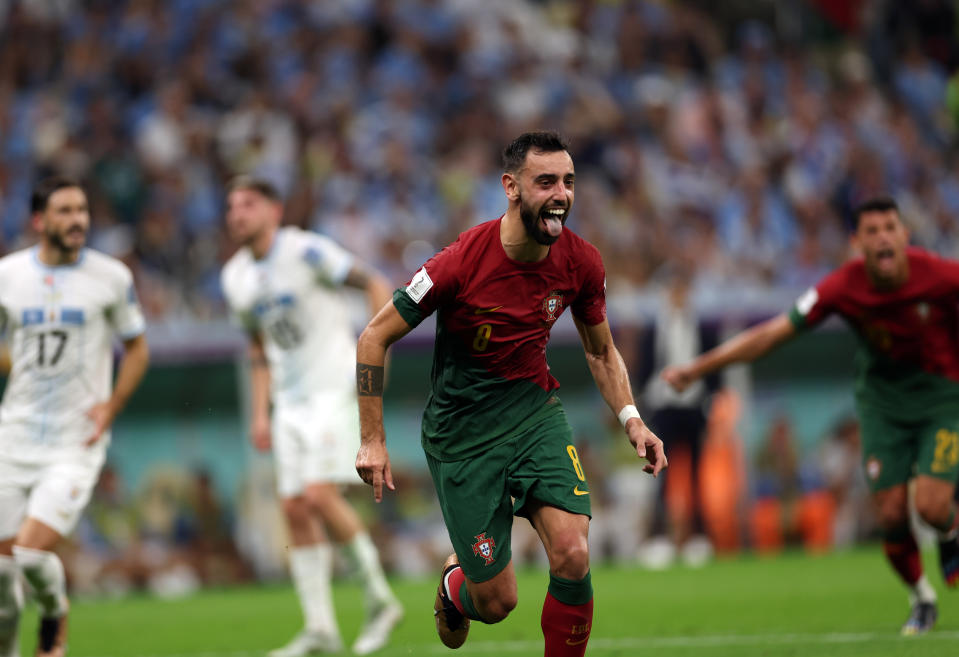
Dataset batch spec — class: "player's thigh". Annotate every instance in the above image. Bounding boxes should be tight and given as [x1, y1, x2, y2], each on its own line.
[916, 412, 959, 484]
[426, 443, 515, 584]
[858, 406, 916, 493]
[27, 454, 104, 539]
[272, 407, 309, 498]
[0, 459, 36, 541]
[508, 398, 591, 523]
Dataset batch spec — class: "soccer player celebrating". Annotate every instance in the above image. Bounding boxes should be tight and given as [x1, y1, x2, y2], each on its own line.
[355, 132, 666, 656]
[662, 197, 959, 636]
[0, 177, 149, 657]
[220, 177, 402, 656]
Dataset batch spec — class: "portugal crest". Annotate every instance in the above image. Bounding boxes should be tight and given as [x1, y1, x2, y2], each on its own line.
[472, 533, 496, 565]
[543, 291, 564, 321]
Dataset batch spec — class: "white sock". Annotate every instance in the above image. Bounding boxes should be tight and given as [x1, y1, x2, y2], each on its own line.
[909, 575, 938, 605]
[0, 555, 23, 657]
[12, 547, 67, 618]
[289, 544, 339, 637]
[345, 533, 394, 607]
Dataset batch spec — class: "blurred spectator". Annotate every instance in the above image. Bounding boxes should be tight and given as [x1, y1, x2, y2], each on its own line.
[819, 416, 874, 548]
[0, 0, 955, 323]
[750, 415, 835, 554]
[636, 264, 719, 568]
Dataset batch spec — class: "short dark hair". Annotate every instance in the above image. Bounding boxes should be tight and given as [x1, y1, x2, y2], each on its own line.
[854, 196, 899, 229]
[31, 176, 84, 213]
[226, 175, 282, 202]
[502, 131, 569, 173]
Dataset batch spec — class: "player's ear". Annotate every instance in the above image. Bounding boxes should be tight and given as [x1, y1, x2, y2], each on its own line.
[502, 172, 519, 202]
[848, 231, 862, 258]
[30, 212, 43, 234]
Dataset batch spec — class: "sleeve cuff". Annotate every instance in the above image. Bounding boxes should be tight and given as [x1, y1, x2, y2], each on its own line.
[392, 288, 425, 328]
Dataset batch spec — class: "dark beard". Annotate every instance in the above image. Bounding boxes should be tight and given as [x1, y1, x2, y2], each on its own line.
[46, 227, 84, 254]
[520, 199, 561, 246]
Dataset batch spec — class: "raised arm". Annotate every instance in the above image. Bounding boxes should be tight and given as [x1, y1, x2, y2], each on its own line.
[355, 301, 414, 501]
[85, 333, 150, 446]
[574, 316, 666, 476]
[343, 264, 394, 318]
[661, 313, 796, 392]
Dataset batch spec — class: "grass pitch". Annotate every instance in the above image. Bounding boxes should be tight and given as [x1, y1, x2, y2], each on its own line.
[17, 547, 959, 656]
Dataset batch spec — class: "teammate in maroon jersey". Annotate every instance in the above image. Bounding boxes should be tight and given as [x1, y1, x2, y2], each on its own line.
[663, 197, 959, 636]
[355, 132, 666, 656]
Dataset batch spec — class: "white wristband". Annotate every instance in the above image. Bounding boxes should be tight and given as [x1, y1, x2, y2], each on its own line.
[618, 404, 641, 428]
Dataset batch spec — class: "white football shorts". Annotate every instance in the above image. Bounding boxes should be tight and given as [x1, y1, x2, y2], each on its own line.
[0, 449, 105, 539]
[272, 392, 362, 498]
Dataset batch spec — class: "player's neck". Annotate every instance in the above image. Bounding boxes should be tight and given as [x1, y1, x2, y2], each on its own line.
[250, 225, 278, 260]
[500, 210, 549, 263]
[37, 242, 81, 266]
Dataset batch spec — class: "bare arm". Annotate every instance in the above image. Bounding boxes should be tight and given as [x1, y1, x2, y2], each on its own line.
[85, 333, 150, 446]
[355, 301, 414, 501]
[574, 316, 667, 476]
[343, 264, 394, 318]
[247, 333, 272, 451]
[661, 313, 797, 392]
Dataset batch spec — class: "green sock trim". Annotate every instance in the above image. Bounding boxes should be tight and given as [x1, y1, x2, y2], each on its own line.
[459, 580, 485, 622]
[548, 571, 593, 606]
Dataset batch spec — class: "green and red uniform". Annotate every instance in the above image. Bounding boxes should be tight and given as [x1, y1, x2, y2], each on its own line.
[393, 217, 606, 580]
[788, 247, 959, 491]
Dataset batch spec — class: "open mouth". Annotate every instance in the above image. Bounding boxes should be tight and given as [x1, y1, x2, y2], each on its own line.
[875, 247, 895, 264]
[540, 208, 566, 237]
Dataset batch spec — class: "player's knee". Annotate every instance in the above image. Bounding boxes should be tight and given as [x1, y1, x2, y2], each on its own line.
[874, 494, 909, 531]
[302, 484, 338, 516]
[281, 496, 311, 527]
[914, 495, 952, 530]
[547, 534, 590, 580]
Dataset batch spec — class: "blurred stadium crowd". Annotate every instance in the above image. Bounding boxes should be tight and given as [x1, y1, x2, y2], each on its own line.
[2, 0, 959, 587]
[2, 0, 959, 321]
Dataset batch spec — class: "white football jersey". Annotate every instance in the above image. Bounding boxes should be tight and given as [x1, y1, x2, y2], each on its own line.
[221, 227, 358, 406]
[0, 247, 146, 461]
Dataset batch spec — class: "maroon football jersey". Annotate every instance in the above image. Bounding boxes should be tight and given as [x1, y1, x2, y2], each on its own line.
[790, 246, 959, 413]
[394, 216, 606, 459]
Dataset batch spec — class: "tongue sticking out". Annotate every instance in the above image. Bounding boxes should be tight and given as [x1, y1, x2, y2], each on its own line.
[543, 215, 563, 237]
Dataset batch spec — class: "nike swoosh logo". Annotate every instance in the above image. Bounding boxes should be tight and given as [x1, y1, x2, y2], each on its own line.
[566, 636, 589, 646]
[474, 306, 504, 314]
[573, 486, 589, 496]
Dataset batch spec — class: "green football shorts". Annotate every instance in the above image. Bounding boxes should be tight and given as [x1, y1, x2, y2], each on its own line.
[425, 396, 592, 583]
[859, 404, 959, 492]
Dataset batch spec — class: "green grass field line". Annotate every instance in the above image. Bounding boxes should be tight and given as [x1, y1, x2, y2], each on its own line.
[14, 547, 959, 657]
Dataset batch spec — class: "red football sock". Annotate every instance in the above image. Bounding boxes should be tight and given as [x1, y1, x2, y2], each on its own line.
[883, 532, 922, 586]
[541, 592, 593, 657]
[444, 565, 468, 616]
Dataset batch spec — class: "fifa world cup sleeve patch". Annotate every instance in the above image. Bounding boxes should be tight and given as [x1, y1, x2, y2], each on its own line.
[795, 287, 818, 316]
[796, 287, 819, 315]
[406, 267, 433, 303]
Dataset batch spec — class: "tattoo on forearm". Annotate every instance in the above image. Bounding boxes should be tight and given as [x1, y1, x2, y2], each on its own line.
[357, 363, 384, 396]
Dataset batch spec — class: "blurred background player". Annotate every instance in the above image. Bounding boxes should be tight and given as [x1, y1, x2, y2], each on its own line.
[635, 263, 719, 567]
[220, 177, 401, 656]
[0, 177, 149, 657]
[355, 131, 666, 657]
[663, 197, 959, 636]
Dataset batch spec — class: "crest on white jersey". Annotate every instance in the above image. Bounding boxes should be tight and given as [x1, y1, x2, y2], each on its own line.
[795, 287, 818, 316]
[406, 268, 433, 303]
